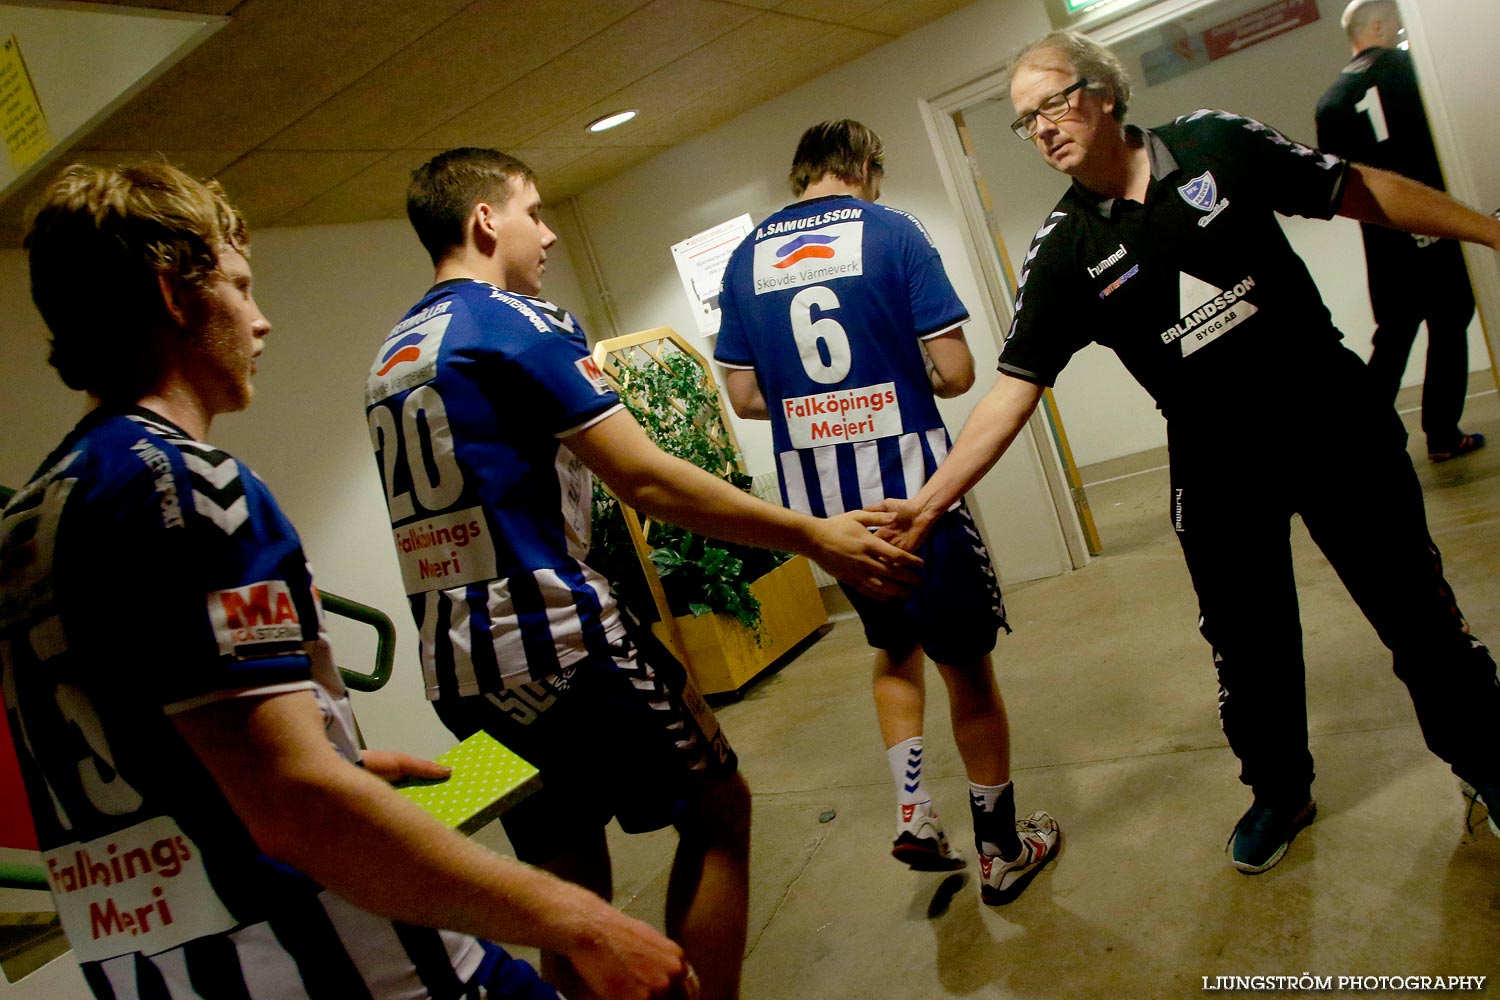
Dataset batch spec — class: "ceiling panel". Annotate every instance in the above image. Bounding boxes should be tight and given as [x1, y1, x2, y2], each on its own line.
[414, 0, 760, 149]
[517, 13, 887, 150]
[213, 150, 388, 226]
[622, 23, 890, 146]
[1, 0, 973, 244]
[88, 1, 242, 12]
[537, 144, 674, 200]
[854, 0, 976, 36]
[264, 0, 650, 152]
[81, 0, 472, 151]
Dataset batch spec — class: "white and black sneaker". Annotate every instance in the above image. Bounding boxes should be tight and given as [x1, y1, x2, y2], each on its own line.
[891, 800, 966, 871]
[978, 811, 1060, 905]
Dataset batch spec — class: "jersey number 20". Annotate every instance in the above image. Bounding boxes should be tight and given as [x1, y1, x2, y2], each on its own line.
[368, 386, 465, 518]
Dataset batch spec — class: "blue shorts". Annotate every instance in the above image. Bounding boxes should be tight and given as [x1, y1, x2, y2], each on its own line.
[434, 626, 738, 864]
[464, 941, 558, 999]
[841, 499, 1007, 664]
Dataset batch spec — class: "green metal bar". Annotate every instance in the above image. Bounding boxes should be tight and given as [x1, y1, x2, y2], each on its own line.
[322, 591, 396, 693]
[0, 860, 48, 892]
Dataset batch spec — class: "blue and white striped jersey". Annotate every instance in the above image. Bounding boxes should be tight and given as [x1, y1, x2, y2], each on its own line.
[0, 408, 484, 998]
[714, 195, 969, 516]
[366, 280, 625, 700]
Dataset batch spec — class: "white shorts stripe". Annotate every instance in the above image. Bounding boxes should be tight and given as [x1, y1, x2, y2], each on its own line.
[98, 954, 144, 1000]
[231, 921, 308, 998]
[900, 433, 925, 499]
[419, 590, 441, 693]
[925, 428, 949, 467]
[484, 577, 527, 684]
[320, 891, 430, 997]
[779, 450, 812, 514]
[854, 441, 883, 508]
[147, 948, 206, 999]
[813, 446, 845, 516]
[446, 588, 476, 689]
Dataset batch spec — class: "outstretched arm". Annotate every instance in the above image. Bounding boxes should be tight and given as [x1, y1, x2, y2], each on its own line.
[921, 329, 976, 399]
[568, 409, 921, 598]
[1339, 164, 1500, 250]
[877, 374, 1045, 551]
[723, 369, 770, 419]
[175, 691, 692, 1000]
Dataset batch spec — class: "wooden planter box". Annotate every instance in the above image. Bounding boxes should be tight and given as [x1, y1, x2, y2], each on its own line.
[591, 327, 829, 696]
[650, 554, 826, 696]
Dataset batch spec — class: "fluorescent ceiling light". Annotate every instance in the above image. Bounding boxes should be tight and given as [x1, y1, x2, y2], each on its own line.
[587, 110, 638, 133]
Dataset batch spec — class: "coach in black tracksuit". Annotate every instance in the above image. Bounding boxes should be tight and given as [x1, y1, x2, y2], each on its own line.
[880, 30, 1500, 874]
[1315, 0, 1480, 460]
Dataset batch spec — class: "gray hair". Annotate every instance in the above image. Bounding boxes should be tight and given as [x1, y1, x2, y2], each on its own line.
[1010, 30, 1133, 123]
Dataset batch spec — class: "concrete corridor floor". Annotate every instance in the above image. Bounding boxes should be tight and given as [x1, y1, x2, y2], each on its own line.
[497, 380, 1500, 998]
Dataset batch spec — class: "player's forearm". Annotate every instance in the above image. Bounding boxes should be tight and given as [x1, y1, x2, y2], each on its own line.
[176, 696, 623, 960]
[1342, 164, 1500, 250]
[909, 376, 1043, 530]
[928, 367, 974, 398]
[269, 764, 611, 952]
[620, 453, 815, 555]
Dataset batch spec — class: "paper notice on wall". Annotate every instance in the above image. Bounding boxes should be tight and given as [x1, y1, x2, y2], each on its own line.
[670, 214, 753, 338]
[1, 35, 53, 173]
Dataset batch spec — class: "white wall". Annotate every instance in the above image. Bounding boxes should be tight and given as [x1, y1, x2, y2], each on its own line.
[1404, 0, 1500, 381]
[569, 0, 1080, 585]
[962, 0, 1489, 466]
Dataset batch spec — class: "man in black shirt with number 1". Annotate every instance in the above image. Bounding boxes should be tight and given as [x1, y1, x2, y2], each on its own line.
[1315, 0, 1482, 462]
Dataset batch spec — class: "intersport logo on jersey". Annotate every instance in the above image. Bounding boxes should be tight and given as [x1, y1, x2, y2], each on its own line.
[207, 580, 302, 656]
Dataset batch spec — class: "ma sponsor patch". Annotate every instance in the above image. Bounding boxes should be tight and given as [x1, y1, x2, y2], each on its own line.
[208, 580, 303, 656]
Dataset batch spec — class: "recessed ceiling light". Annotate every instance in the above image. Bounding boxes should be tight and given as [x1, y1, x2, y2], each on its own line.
[587, 110, 638, 133]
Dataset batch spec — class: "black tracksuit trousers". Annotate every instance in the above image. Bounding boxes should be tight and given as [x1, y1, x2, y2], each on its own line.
[1168, 345, 1499, 802]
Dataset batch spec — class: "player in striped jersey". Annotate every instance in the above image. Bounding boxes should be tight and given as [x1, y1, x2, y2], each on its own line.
[372, 148, 922, 1000]
[2, 161, 694, 1000]
[714, 121, 1059, 904]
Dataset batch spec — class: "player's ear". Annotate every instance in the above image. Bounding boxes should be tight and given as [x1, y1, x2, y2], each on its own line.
[469, 201, 497, 252]
[157, 272, 194, 329]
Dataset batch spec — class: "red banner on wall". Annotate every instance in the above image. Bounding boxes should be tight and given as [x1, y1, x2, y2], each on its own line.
[1204, 0, 1320, 61]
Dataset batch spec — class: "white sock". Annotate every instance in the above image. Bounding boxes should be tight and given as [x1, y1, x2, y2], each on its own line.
[887, 737, 927, 806]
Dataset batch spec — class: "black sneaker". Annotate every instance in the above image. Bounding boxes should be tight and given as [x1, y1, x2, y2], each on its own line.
[1227, 797, 1316, 874]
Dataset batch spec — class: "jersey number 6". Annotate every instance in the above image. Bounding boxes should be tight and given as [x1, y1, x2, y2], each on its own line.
[791, 285, 852, 384]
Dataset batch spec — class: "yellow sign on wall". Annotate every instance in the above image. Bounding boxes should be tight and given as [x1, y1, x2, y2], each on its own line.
[0, 35, 53, 173]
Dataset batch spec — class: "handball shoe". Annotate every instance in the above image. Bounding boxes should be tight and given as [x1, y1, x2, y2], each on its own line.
[891, 800, 966, 871]
[1228, 796, 1316, 874]
[978, 811, 1060, 905]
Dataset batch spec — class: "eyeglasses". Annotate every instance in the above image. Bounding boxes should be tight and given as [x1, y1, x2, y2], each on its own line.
[1011, 79, 1089, 140]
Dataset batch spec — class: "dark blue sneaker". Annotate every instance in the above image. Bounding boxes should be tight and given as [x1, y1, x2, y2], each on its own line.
[1459, 780, 1500, 838]
[1227, 797, 1316, 874]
